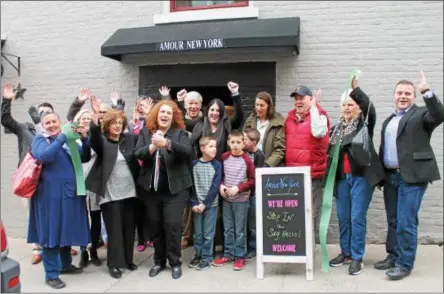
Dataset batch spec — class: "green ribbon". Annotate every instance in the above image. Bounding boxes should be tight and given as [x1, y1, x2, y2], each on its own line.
[62, 123, 86, 196]
[319, 131, 342, 272]
[319, 69, 362, 272]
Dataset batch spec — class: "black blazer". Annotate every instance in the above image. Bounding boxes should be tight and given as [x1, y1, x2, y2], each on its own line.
[379, 93, 444, 184]
[327, 87, 385, 188]
[85, 122, 140, 197]
[134, 127, 193, 195]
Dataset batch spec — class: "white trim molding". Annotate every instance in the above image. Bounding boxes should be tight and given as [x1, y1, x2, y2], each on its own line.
[153, 1, 259, 25]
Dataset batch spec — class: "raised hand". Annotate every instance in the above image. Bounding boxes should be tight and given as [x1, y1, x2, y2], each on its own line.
[159, 86, 171, 97]
[3, 82, 16, 100]
[351, 77, 360, 90]
[72, 125, 88, 138]
[90, 94, 101, 114]
[177, 89, 187, 102]
[142, 98, 154, 115]
[418, 71, 430, 94]
[227, 81, 239, 94]
[28, 106, 41, 124]
[311, 89, 321, 107]
[78, 88, 91, 103]
[109, 92, 120, 106]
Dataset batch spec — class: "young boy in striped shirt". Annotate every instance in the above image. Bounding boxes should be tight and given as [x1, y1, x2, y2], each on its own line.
[212, 130, 255, 271]
[189, 136, 222, 271]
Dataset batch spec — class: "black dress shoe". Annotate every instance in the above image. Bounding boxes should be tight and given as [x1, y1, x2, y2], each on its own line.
[386, 266, 411, 280]
[149, 265, 165, 277]
[172, 266, 182, 279]
[61, 265, 83, 274]
[127, 263, 138, 271]
[109, 267, 122, 279]
[46, 278, 66, 289]
[79, 251, 89, 268]
[374, 257, 395, 270]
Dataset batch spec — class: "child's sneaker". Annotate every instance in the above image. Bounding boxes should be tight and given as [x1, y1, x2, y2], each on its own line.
[189, 256, 201, 268]
[197, 261, 210, 271]
[233, 258, 246, 271]
[212, 256, 233, 267]
[246, 251, 256, 260]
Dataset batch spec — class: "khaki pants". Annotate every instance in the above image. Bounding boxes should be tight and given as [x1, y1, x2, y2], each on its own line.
[21, 198, 42, 254]
[182, 203, 193, 246]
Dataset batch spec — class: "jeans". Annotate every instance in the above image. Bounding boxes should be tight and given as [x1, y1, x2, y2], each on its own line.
[222, 200, 250, 259]
[42, 247, 72, 280]
[383, 172, 427, 270]
[336, 174, 374, 261]
[247, 195, 256, 253]
[101, 214, 108, 243]
[193, 206, 218, 263]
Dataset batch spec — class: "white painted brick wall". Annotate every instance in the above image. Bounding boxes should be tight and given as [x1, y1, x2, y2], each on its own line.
[1, 1, 442, 244]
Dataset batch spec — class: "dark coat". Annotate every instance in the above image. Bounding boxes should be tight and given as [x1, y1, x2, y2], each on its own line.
[379, 92, 444, 184]
[85, 122, 140, 197]
[327, 87, 385, 190]
[134, 127, 193, 195]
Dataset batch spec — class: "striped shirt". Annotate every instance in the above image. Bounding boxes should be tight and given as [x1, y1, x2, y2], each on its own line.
[221, 152, 255, 202]
[191, 159, 222, 208]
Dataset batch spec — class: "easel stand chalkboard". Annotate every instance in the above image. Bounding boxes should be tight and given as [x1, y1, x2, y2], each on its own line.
[255, 166, 314, 281]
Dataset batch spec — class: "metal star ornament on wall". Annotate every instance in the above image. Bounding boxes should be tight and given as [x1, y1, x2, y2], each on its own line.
[14, 83, 26, 100]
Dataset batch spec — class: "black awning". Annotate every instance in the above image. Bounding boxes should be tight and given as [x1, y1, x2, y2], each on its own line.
[101, 17, 300, 61]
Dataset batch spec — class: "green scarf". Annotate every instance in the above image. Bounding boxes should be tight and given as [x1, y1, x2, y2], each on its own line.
[62, 123, 86, 196]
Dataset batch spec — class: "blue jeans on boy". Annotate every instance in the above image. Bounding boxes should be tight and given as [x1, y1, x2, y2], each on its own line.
[42, 246, 72, 280]
[193, 206, 218, 263]
[222, 200, 249, 259]
[247, 195, 256, 253]
[336, 174, 374, 261]
[383, 172, 427, 270]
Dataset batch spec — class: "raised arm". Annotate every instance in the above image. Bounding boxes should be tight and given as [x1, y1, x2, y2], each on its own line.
[89, 121, 104, 157]
[349, 83, 376, 138]
[226, 82, 245, 129]
[1, 82, 25, 135]
[418, 72, 444, 131]
[67, 88, 90, 122]
[31, 134, 66, 164]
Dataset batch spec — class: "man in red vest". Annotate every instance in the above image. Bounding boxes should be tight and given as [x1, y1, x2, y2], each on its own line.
[284, 85, 331, 243]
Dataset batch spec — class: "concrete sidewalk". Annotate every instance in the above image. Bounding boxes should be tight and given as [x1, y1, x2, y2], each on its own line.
[7, 238, 443, 293]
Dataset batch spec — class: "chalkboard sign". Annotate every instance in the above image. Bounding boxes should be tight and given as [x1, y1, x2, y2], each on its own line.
[256, 166, 314, 281]
[261, 173, 306, 256]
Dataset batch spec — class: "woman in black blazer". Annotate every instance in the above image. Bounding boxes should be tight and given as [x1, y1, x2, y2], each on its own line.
[134, 100, 193, 280]
[86, 97, 139, 280]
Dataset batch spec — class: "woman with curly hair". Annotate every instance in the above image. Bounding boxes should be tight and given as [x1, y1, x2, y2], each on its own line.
[86, 98, 140, 279]
[135, 100, 193, 280]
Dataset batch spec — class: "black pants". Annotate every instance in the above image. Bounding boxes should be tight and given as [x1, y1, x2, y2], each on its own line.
[135, 198, 150, 245]
[89, 210, 101, 250]
[100, 198, 136, 269]
[144, 190, 187, 267]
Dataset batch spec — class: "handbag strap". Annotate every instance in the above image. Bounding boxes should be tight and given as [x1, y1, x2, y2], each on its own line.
[363, 102, 372, 125]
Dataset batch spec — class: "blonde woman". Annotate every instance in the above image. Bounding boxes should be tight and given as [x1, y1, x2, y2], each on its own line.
[72, 109, 106, 268]
[327, 79, 384, 275]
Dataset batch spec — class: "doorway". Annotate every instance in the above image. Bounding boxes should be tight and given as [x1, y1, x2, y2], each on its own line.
[139, 62, 277, 115]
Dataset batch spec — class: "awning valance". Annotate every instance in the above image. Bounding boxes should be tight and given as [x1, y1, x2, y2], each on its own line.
[101, 17, 300, 61]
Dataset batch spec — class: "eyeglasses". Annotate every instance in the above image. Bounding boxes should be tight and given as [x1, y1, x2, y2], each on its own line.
[99, 111, 107, 114]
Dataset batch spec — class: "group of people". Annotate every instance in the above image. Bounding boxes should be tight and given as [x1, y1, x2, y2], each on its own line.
[1, 71, 442, 289]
